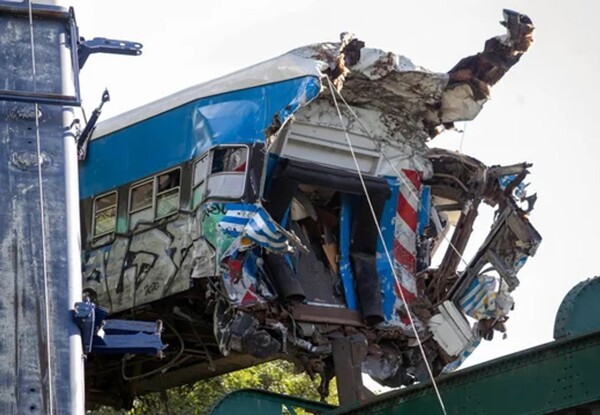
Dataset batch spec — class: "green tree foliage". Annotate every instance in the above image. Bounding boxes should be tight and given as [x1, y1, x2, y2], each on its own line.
[87, 360, 338, 415]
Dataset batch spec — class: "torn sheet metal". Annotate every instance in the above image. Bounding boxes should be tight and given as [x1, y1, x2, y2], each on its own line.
[459, 275, 514, 320]
[290, 9, 534, 143]
[442, 329, 482, 374]
[425, 9, 535, 134]
[220, 250, 277, 307]
[217, 204, 292, 307]
[291, 42, 447, 145]
[428, 301, 474, 357]
[218, 204, 292, 253]
[79, 9, 540, 405]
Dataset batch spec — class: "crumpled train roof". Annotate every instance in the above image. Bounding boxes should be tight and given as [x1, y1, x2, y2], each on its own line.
[93, 9, 533, 145]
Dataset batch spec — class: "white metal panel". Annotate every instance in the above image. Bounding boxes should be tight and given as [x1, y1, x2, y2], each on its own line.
[283, 121, 380, 174]
[276, 99, 433, 178]
[428, 301, 474, 357]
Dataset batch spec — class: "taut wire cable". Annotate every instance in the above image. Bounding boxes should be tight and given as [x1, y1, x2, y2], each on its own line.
[327, 76, 448, 415]
[28, 1, 55, 413]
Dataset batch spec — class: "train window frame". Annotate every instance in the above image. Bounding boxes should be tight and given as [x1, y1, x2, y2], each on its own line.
[210, 146, 248, 175]
[192, 145, 249, 208]
[192, 154, 210, 209]
[129, 179, 154, 214]
[128, 167, 182, 230]
[92, 191, 118, 243]
[155, 168, 182, 219]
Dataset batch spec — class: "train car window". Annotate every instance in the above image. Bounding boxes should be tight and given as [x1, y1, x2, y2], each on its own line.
[205, 146, 248, 200]
[130, 180, 153, 213]
[211, 147, 247, 173]
[192, 146, 248, 207]
[93, 191, 117, 242]
[156, 169, 181, 218]
[192, 155, 209, 209]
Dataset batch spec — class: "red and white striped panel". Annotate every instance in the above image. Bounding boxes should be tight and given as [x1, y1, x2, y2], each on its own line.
[393, 169, 421, 315]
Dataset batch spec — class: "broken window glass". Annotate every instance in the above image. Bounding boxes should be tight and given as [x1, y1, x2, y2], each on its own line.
[156, 169, 181, 218]
[203, 146, 248, 200]
[130, 180, 153, 212]
[157, 169, 181, 193]
[93, 192, 117, 240]
[211, 147, 247, 173]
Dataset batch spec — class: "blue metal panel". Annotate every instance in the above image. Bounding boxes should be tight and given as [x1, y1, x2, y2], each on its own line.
[79, 76, 321, 199]
[73, 300, 165, 355]
[377, 177, 400, 322]
[339, 194, 358, 311]
[417, 185, 431, 236]
[263, 152, 281, 196]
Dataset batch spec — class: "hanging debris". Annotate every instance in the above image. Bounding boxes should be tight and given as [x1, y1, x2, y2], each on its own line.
[79, 9, 539, 408]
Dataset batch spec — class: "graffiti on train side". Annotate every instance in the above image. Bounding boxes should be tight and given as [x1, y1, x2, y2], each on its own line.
[83, 209, 216, 313]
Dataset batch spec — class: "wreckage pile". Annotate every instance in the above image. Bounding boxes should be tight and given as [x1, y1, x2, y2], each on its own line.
[275, 9, 539, 391]
[81, 9, 539, 407]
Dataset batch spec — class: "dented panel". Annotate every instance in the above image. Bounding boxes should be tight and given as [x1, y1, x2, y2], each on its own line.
[80, 10, 540, 408]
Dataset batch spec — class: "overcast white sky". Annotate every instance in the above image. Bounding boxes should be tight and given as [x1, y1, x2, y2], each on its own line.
[73, 0, 600, 371]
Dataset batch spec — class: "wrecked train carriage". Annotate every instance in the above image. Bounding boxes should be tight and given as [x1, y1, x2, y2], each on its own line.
[80, 9, 539, 407]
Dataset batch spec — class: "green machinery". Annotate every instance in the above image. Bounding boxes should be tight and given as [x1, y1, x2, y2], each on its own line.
[208, 276, 600, 415]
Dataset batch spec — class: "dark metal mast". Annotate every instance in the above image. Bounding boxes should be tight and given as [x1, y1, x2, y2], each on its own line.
[0, 2, 84, 413]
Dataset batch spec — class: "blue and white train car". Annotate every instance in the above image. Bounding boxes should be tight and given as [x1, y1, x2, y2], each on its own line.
[80, 22, 540, 405]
